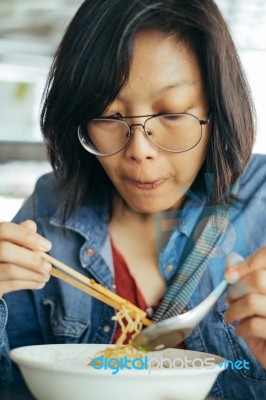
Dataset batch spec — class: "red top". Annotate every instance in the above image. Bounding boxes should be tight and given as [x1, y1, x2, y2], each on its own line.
[111, 240, 185, 349]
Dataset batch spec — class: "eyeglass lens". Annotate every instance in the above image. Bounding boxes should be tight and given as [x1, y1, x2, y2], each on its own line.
[80, 114, 202, 155]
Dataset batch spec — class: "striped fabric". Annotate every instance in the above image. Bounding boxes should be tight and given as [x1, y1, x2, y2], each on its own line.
[152, 186, 238, 322]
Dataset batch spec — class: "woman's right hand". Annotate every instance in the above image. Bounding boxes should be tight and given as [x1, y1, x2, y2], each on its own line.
[0, 220, 52, 298]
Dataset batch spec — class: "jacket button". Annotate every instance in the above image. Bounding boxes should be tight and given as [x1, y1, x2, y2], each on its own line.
[166, 264, 174, 272]
[87, 248, 95, 256]
[103, 325, 111, 333]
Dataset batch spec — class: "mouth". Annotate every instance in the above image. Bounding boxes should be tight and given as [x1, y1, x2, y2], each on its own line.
[126, 178, 166, 190]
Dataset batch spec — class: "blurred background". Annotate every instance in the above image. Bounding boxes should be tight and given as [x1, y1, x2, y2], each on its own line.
[0, 0, 265, 221]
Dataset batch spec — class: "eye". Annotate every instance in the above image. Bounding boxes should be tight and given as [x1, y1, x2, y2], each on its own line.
[162, 114, 183, 121]
[105, 113, 123, 119]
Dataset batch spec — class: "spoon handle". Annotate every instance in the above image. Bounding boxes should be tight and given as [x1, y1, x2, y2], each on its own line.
[190, 280, 228, 325]
[190, 252, 246, 325]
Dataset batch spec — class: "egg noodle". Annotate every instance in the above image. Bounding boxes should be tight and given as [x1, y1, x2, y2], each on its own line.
[88, 305, 147, 366]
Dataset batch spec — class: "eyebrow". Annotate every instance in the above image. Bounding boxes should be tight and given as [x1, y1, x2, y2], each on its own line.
[157, 80, 196, 94]
[117, 80, 196, 101]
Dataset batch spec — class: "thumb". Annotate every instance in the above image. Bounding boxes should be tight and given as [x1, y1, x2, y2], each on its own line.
[225, 253, 248, 299]
[20, 219, 37, 232]
[225, 252, 246, 281]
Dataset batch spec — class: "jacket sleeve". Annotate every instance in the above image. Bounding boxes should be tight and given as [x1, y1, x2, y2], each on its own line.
[12, 194, 35, 225]
[0, 194, 36, 382]
[0, 298, 13, 382]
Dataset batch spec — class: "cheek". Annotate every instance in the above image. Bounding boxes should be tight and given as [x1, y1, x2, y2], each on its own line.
[171, 147, 207, 182]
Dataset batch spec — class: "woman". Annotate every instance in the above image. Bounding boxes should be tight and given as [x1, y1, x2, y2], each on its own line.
[0, 0, 266, 398]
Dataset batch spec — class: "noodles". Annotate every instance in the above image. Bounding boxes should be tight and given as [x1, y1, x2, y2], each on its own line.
[88, 305, 146, 367]
[112, 305, 143, 345]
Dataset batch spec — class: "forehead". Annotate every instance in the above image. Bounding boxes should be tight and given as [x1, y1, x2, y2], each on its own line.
[118, 30, 203, 101]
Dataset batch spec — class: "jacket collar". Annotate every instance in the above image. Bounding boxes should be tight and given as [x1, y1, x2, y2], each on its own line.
[50, 201, 109, 243]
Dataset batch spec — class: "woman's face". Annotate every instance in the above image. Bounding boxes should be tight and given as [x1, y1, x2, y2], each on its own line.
[97, 30, 210, 214]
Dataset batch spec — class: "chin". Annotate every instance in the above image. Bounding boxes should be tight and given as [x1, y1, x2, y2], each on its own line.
[126, 200, 177, 214]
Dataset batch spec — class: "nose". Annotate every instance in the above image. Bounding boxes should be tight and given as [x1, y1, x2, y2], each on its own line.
[124, 123, 158, 161]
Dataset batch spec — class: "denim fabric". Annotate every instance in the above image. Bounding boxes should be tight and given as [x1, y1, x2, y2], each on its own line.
[1, 154, 266, 398]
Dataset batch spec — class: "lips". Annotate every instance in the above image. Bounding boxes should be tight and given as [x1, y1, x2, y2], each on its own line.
[126, 178, 165, 190]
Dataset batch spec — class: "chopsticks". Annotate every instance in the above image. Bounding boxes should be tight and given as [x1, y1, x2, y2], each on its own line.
[36, 251, 154, 327]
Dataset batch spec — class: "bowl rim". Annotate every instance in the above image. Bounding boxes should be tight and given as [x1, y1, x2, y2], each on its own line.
[10, 344, 226, 377]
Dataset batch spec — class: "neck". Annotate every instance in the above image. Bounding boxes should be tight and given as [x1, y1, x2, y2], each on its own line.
[111, 196, 176, 254]
[112, 196, 154, 225]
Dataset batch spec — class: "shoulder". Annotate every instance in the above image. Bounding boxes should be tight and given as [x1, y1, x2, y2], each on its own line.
[12, 172, 61, 223]
[238, 154, 266, 200]
[33, 172, 61, 216]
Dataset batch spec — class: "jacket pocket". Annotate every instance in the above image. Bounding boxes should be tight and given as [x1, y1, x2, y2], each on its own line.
[43, 296, 90, 343]
[217, 304, 266, 382]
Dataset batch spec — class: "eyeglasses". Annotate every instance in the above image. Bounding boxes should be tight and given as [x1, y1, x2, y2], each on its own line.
[78, 112, 210, 156]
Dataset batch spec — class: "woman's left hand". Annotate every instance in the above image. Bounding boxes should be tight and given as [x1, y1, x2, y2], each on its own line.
[224, 247, 266, 369]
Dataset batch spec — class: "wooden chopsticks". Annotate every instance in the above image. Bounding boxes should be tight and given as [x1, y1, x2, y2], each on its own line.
[36, 251, 154, 327]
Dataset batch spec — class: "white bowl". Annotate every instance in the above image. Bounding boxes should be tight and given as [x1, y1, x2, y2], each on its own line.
[10, 344, 225, 400]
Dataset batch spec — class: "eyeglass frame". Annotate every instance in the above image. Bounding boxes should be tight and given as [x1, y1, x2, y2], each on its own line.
[78, 111, 211, 157]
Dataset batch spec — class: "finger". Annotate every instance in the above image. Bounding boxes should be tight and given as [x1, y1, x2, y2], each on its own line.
[225, 258, 255, 281]
[241, 270, 266, 295]
[227, 269, 266, 301]
[224, 252, 247, 281]
[226, 253, 245, 268]
[0, 242, 52, 274]
[225, 247, 266, 282]
[227, 280, 249, 300]
[0, 280, 46, 296]
[225, 293, 266, 324]
[0, 263, 50, 283]
[20, 220, 37, 232]
[0, 222, 51, 251]
[247, 247, 266, 271]
[236, 317, 266, 340]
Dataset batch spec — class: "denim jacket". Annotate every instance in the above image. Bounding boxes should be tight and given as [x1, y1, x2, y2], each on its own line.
[1, 154, 266, 399]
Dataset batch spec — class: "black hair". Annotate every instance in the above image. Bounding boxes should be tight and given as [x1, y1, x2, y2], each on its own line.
[40, 0, 255, 220]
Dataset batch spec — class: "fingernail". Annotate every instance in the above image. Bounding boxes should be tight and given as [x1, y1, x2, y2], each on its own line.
[43, 273, 50, 282]
[42, 261, 52, 272]
[225, 270, 240, 282]
[38, 283, 45, 289]
[38, 238, 52, 251]
[225, 253, 243, 283]
[226, 252, 245, 267]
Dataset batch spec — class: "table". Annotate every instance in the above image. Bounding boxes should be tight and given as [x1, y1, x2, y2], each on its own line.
[0, 382, 233, 400]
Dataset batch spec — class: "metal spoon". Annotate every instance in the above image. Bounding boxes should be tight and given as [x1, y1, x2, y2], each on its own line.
[132, 253, 246, 351]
